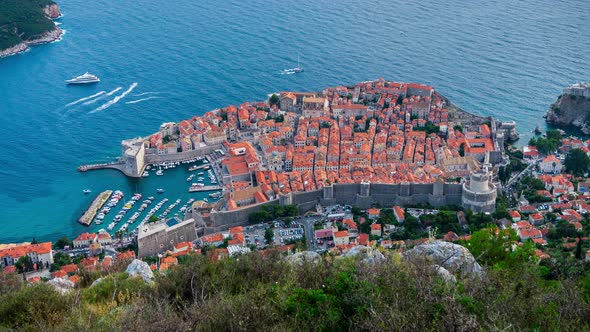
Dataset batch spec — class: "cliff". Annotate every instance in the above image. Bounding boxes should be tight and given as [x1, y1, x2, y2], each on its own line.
[0, 1, 63, 58]
[545, 93, 590, 134]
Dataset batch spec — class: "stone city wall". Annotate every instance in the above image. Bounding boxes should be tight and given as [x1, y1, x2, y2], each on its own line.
[206, 182, 464, 233]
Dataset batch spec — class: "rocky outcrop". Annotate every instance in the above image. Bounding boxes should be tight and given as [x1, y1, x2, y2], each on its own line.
[287, 251, 321, 266]
[0, 42, 29, 58]
[0, 2, 63, 58]
[43, 3, 62, 19]
[546, 93, 590, 134]
[47, 277, 75, 294]
[403, 240, 484, 279]
[125, 259, 155, 283]
[0, 27, 63, 58]
[340, 245, 386, 264]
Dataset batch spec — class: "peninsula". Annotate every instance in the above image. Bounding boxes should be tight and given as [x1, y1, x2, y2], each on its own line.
[0, 0, 63, 58]
[83, 79, 519, 236]
[545, 83, 590, 134]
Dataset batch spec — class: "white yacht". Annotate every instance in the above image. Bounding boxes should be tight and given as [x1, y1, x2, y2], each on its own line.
[156, 170, 164, 176]
[66, 72, 100, 84]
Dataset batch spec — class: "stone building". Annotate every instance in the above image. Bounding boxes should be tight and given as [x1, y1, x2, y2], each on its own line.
[121, 137, 146, 177]
[461, 168, 497, 213]
[137, 217, 198, 257]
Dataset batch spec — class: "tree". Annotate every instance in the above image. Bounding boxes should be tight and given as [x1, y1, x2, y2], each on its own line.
[458, 143, 465, 157]
[15, 255, 34, 273]
[564, 148, 590, 176]
[269, 94, 279, 106]
[249, 211, 272, 224]
[264, 228, 274, 245]
[464, 227, 535, 268]
[54, 237, 71, 250]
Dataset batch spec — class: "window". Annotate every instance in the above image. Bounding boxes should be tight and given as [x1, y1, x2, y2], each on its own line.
[180, 236, 184, 240]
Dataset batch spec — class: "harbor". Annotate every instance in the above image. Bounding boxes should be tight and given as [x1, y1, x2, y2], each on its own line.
[78, 190, 112, 225]
[74, 156, 224, 237]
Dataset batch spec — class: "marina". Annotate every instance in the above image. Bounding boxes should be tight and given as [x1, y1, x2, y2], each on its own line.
[78, 190, 112, 225]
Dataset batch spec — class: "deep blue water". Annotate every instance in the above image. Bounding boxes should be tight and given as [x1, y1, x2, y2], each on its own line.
[0, 0, 589, 243]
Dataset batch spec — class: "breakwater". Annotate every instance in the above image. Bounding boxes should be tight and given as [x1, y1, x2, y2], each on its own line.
[78, 190, 112, 226]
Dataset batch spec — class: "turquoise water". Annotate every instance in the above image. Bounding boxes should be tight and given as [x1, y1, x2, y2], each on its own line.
[0, 0, 589, 242]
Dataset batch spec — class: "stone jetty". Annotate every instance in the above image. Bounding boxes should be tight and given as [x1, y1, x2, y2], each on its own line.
[78, 190, 112, 226]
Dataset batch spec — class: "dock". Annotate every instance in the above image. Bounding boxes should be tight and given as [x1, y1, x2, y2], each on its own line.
[188, 164, 210, 171]
[189, 185, 222, 193]
[78, 190, 112, 226]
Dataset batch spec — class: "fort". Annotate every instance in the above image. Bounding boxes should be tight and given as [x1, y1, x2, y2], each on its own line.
[81, 79, 512, 236]
[199, 173, 496, 233]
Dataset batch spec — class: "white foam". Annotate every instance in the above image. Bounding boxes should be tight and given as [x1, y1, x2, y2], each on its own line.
[91, 83, 138, 113]
[125, 96, 162, 104]
[66, 91, 106, 107]
[82, 87, 122, 105]
[133, 92, 162, 97]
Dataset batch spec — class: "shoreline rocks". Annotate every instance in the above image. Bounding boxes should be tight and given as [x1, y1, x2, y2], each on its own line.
[0, 4, 63, 59]
[545, 93, 590, 134]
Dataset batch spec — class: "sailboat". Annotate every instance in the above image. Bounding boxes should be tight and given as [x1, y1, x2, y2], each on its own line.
[282, 54, 304, 74]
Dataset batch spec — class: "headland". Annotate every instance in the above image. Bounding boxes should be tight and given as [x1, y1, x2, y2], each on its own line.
[0, 0, 63, 58]
[545, 83, 590, 134]
[82, 79, 518, 234]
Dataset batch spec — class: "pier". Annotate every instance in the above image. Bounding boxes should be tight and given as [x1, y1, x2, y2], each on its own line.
[189, 185, 222, 193]
[78, 190, 112, 226]
[77, 161, 138, 176]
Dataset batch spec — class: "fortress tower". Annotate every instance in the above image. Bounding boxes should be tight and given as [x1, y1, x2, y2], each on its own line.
[461, 167, 497, 213]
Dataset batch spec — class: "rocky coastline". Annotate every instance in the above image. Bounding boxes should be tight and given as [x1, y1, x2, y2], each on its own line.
[545, 89, 590, 134]
[0, 3, 63, 59]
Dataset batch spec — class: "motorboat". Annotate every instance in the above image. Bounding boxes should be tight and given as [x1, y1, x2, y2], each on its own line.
[157, 188, 165, 193]
[83, 189, 92, 194]
[156, 170, 164, 176]
[66, 72, 100, 84]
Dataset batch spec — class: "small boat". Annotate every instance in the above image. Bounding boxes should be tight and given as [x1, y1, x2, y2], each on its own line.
[83, 189, 92, 194]
[156, 170, 164, 176]
[66, 72, 100, 84]
[281, 54, 304, 74]
[187, 174, 195, 182]
[142, 171, 149, 177]
[157, 188, 165, 193]
[107, 222, 116, 231]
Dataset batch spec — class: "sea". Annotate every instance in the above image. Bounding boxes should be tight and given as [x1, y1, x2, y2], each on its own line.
[0, 0, 589, 243]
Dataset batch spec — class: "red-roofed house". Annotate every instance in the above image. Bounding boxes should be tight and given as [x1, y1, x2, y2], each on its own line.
[393, 206, 405, 223]
[367, 208, 380, 220]
[73, 233, 98, 248]
[539, 155, 563, 174]
[333, 230, 350, 245]
[356, 233, 369, 246]
[508, 210, 521, 222]
[528, 213, 545, 226]
[370, 223, 382, 237]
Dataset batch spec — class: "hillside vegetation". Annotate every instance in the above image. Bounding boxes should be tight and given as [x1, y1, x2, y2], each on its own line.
[0, 0, 57, 50]
[1, 236, 590, 331]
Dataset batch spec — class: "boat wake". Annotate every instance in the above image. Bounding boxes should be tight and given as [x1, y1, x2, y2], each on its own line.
[90, 83, 138, 113]
[82, 87, 122, 105]
[125, 96, 162, 104]
[133, 92, 163, 97]
[66, 91, 106, 107]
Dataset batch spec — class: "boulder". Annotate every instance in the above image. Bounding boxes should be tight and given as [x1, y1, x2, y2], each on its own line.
[125, 259, 154, 283]
[404, 241, 484, 278]
[287, 251, 321, 266]
[47, 278, 75, 294]
[431, 264, 457, 283]
[341, 245, 386, 264]
[90, 277, 105, 288]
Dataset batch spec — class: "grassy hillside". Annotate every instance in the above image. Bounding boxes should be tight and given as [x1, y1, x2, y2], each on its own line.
[0, 0, 57, 50]
[0, 244, 589, 331]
